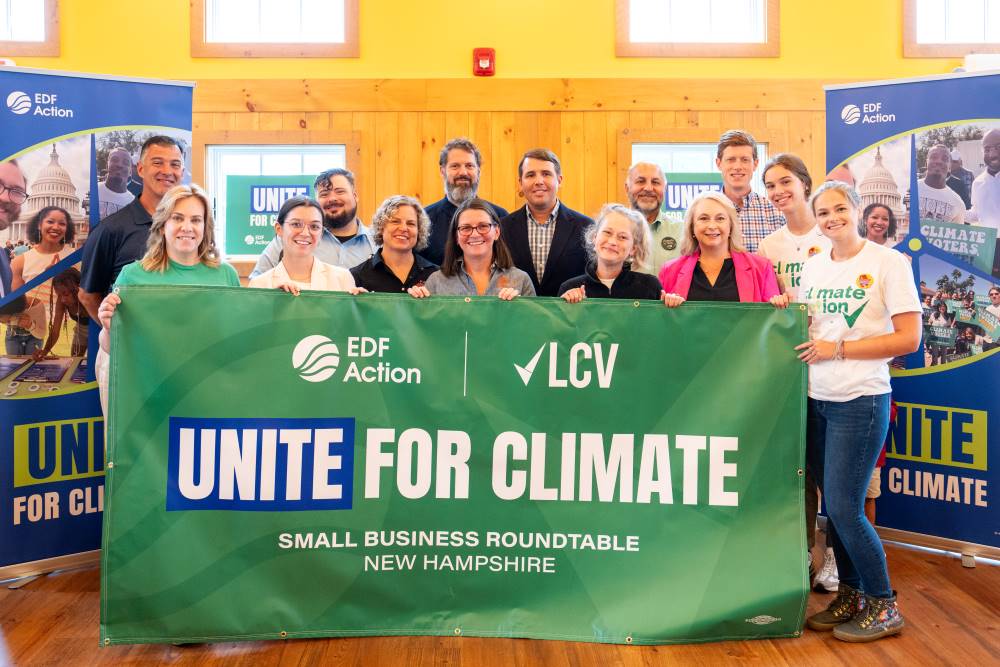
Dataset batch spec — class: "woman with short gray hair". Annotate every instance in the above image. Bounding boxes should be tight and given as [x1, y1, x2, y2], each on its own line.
[351, 195, 438, 293]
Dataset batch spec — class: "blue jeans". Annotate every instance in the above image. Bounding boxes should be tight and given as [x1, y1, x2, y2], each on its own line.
[807, 393, 891, 598]
[5, 329, 42, 356]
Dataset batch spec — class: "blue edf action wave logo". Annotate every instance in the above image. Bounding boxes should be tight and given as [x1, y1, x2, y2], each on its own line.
[166, 417, 355, 511]
[5, 90, 74, 118]
[841, 102, 895, 126]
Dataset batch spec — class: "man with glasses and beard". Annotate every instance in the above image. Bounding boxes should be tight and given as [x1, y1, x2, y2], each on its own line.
[0, 160, 28, 315]
[421, 138, 508, 266]
[250, 167, 376, 278]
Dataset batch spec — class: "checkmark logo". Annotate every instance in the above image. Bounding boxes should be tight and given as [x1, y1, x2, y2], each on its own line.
[842, 300, 869, 328]
[514, 343, 546, 385]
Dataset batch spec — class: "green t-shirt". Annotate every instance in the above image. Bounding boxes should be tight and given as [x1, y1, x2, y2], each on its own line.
[113, 259, 241, 288]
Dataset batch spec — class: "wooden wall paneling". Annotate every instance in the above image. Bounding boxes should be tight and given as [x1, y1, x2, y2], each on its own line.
[330, 112, 353, 133]
[811, 111, 827, 177]
[720, 111, 744, 131]
[444, 112, 471, 141]
[420, 112, 446, 208]
[675, 111, 698, 127]
[583, 112, 609, 216]
[766, 111, 788, 131]
[192, 113, 212, 132]
[470, 111, 493, 202]
[304, 112, 330, 131]
[397, 112, 423, 202]
[629, 111, 653, 130]
[606, 111, 630, 205]
[280, 112, 305, 131]
[651, 111, 676, 129]
[259, 112, 282, 131]
[491, 112, 517, 211]
[535, 112, 561, 154]
[786, 112, 812, 157]
[742, 111, 768, 136]
[211, 113, 234, 130]
[559, 112, 586, 211]
[513, 112, 540, 160]
[352, 112, 377, 216]
[229, 113, 257, 131]
[697, 111, 721, 129]
[374, 113, 400, 206]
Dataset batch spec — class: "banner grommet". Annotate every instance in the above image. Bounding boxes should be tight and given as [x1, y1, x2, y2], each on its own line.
[464, 297, 471, 303]
[797, 469, 803, 476]
[625, 635, 633, 644]
[280, 630, 287, 639]
[453, 627, 462, 636]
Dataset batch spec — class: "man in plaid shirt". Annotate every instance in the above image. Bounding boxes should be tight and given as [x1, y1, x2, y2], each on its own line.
[716, 130, 784, 253]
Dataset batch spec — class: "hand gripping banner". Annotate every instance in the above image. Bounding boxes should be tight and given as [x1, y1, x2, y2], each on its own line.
[101, 287, 808, 645]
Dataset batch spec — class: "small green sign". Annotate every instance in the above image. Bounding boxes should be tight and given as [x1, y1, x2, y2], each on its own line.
[225, 175, 313, 256]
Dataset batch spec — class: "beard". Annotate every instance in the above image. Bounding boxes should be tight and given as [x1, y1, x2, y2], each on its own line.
[445, 178, 477, 204]
[0, 200, 20, 230]
[630, 194, 661, 218]
[324, 203, 358, 231]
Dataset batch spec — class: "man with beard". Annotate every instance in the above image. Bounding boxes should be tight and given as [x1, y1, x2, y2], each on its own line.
[0, 160, 27, 315]
[970, 129, 1000, 275]
[79, 135, 186, 321]
[422, 138, 508, 265]
[97, 147, 135, 218]
[918, 144, 966, 225]
[626, 161, 682, 273]
[500, 148, 591, 297]
[250, 168, 375, 279]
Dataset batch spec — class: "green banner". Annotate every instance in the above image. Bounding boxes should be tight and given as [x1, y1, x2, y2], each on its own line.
[920, 219, 998, 274]
[925, 324, 958, 346]
[976, 306, 1000, 340]
[100, 287, 808, 646]
[225, 175, 313, 256]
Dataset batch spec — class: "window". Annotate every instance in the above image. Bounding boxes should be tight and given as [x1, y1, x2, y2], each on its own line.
[905, 0, 1000, 56]
[0, 0, 58, 56]
[191, 0, 358, 58]
[206, 144, 346, 258]
[616, 0, 779, 57]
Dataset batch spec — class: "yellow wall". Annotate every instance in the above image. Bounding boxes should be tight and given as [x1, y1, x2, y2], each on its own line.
[13, 0, 960, 80]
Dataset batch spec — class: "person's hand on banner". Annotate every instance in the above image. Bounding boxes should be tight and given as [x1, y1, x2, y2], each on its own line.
[349, 286, 368, 295]
[98, 292, 121, 331]
[661, 291, 685, 308]
[497, 287, 520, 301]
[561, 285, 586, 303]
[770, 293, 790, 309]
[275, 281, 302, 296]
[408, 285, 431, 299]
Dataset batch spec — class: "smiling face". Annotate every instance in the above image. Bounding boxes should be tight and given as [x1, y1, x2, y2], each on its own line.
[865, 205, 892, 242]
[106, 149, 132, 183]
[315, 174, 359, 230]
[983, 130, 1000, 175]
[137, 143, 184, 201]
[594, 212, 636, 267]
[626, 164, 665, 219]
[39, 209, 69, 244]
[277, 204, 323, 260]
[813, 189, 861, 244]
[691, 198, 732, 252]
[383, 204, 419, 253]
[455, 207, 498, 262]
[163, 196, 206, 264]
[763, 164, 806, 213]
[441, 148, 480, 203]
[0, 160, 27, 228]
[717, 145, 757, 194]
[518, 157, 562, 212]
[925, 145, 951, 185]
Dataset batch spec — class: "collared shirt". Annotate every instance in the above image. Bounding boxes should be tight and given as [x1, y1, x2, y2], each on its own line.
[424, 261, 536, 297]
[351, 249, 438, 293]
[249, 219, 376, 279]
[731, 190, 784, 254]
[248, 258, 356, 292]
[80, 197, 153, 295]
[646, 211, 684, 274]
[526, 201, 560, 280]
[422, 197, 509, 266]
[970, 169, 1000, 231]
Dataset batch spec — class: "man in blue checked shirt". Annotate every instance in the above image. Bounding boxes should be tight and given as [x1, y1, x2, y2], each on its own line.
[715, 130, 784, 253]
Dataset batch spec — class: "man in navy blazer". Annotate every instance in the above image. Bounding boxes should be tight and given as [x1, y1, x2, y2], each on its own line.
[500, 149, 592, 297]
[0, 160, 27, 316]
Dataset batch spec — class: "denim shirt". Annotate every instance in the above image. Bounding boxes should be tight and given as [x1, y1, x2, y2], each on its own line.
[249, 220, 376, 279]
[425, 261, 536, 297]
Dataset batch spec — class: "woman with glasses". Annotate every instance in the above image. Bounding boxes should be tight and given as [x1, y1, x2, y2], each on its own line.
[351, 195, 438, 293]
[408, 198, 534, 300]
[249, 196, 357, 294]
[557, 203, 661, 302]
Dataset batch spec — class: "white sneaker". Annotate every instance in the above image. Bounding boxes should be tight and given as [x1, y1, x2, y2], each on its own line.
[814, 547, 840, 593]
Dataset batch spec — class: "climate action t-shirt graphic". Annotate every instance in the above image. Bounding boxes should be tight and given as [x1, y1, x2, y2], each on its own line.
[102, 286, 808, 646]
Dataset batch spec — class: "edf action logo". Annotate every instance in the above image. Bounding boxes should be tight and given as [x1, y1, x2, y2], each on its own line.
[841, 102, 895, 126]
[515, 341, 619, 389]
[293, 334, 422, 384]
[5, 90, 74, 118]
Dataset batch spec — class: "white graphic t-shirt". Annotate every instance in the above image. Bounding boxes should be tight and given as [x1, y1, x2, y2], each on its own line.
[918, 181, 966, 224]
[97, 182, 135, 219]
[799, 241, 921, 401]
[757, 225, 832, 301]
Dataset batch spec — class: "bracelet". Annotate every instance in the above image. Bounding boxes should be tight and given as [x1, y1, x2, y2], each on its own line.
[833, 339, 845, 361]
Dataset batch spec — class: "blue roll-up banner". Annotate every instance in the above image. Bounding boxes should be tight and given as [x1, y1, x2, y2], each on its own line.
[825, 71, 999, 554]
[0, 67, 193, 578]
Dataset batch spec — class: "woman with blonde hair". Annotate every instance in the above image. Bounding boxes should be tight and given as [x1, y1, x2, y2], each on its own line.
[659, 190, 785, 307]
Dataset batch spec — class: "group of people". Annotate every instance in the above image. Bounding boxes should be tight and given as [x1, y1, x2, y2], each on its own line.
[922, 286, 1000, 365]
[6, 127, 921, 643]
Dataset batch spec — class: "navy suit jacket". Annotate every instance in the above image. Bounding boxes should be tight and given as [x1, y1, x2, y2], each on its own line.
[500, 203, 592, 297]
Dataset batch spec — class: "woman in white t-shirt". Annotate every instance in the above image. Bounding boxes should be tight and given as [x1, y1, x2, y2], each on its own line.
[249, 196, 359, 294]
[796, 181, 921, 642]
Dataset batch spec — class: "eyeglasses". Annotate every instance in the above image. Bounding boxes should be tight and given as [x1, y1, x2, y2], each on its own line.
[285, 221, 323, 233]
[457, 223, 495, 237]
[0, 181, 28, 205]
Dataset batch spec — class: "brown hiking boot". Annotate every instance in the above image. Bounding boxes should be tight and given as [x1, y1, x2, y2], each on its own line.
[806, 583, 865, 631]
[833, 591, 904, 642]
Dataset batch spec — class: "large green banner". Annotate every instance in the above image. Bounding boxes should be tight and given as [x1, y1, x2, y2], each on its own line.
[100, 287, 808, 646]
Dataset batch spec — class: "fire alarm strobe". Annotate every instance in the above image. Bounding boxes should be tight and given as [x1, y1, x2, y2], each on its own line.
[473, 48, 495, 77]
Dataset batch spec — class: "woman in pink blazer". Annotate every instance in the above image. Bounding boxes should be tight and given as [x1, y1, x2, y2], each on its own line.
[659, 191, 787, 308]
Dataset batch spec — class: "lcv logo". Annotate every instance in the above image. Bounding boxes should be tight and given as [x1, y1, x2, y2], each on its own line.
[514, 342, 619, 388]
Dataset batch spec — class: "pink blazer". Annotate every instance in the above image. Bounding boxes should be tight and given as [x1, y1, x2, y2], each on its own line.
[658, 251, 780, 303]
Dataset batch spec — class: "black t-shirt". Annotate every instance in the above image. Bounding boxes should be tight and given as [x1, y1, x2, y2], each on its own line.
[350, 249, 438, 293]
[79, 198, 153, 295]
[687, 258, 739, 302]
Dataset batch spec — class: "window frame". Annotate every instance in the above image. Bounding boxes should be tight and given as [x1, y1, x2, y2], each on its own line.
[615, 0, 780, 58]
[903, 0, 1000, 57]
[190, 0, 359, 58]
[0, 0, 59, 57]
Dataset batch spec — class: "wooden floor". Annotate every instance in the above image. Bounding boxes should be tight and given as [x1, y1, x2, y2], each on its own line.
[1, 541, 997, 667]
